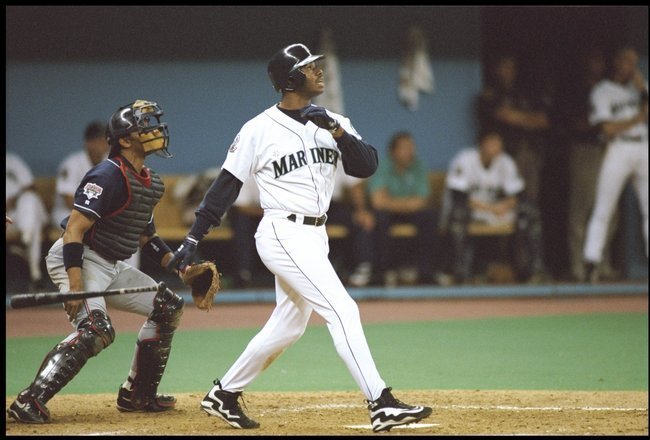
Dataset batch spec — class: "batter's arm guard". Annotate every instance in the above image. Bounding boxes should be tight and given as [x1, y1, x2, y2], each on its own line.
[339, 136, 379, 178]
[189, 170, 244, 239]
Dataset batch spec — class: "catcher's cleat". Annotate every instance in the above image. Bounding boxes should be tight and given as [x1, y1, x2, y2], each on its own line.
[367, 387, 432, 432]
[201, 380, 260, 429]
[7, 391, 51, 424]
[116, 386, 176, 412]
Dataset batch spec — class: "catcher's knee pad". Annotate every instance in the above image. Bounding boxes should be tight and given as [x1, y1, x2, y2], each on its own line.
[28, 310, 115, 404]
[149, 287, 184, 332]
[77, 309, 116, 355]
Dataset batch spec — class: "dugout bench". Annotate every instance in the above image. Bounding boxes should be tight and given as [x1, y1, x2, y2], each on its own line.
[9, 173, 515, 290]
[26, 172, 514, 246]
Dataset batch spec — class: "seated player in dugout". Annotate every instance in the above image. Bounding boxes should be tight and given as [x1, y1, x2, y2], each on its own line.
[367, 131, 440, 286]
[7, 100, 185, 424]
[441, 129, 547, 284]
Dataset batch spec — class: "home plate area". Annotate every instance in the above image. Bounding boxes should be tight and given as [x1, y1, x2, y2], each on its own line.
[344, 423, 440, 430]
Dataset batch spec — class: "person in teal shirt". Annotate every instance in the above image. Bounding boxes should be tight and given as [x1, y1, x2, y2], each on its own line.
[368, 131, 439, 286]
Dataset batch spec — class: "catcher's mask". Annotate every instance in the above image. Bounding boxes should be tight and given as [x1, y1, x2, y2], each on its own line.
[107, 99, 171, 159]
[267, 43, 325, 93]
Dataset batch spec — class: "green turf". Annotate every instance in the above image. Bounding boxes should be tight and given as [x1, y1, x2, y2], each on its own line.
[5, 312, 647, 396]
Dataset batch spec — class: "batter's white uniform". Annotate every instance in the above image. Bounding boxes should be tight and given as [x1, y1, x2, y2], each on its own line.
[583, 79, 649, 263]
[218, 104, 386, 401]
[232, 171, 261, 208]
[445, 147, 524, 225]
[52, 149, 139, 267]
[6, 152, 47, 283]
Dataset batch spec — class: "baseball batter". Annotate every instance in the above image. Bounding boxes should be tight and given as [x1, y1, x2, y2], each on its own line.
[583, 45, 648, 282]
[168, 43, 432, 432]
[7, 100, 184, 424]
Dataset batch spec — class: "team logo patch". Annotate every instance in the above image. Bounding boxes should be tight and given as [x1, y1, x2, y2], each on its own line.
[83, 182, 103, 200]
[229, 134, 240, 153]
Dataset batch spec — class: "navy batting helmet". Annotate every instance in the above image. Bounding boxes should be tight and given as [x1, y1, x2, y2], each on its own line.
[267, 43, 325, 92]
[107, 99, 171, 158]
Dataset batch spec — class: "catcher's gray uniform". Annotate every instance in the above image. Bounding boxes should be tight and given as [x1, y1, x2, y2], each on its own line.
[7, 100, 183, 425]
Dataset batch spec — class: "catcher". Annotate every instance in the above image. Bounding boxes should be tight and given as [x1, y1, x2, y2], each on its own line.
[7, 100, 186, 424]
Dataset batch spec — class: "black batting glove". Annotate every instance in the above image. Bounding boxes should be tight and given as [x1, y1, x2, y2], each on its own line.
[166, 235, 199, 272]
[300, 105, 341, 133]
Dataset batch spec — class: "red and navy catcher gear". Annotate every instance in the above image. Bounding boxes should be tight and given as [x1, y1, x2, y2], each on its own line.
[107, 99, 172, 159]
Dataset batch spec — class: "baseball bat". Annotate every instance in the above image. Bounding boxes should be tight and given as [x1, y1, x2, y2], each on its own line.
[9, 283, 165, 309]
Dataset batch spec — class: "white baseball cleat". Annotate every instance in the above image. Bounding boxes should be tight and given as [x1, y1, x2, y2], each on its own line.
[367, 387, 433, 432]
[200, 380, 260, 429]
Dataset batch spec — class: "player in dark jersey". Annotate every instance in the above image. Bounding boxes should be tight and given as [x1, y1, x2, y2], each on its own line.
[7, 100, 185, 424]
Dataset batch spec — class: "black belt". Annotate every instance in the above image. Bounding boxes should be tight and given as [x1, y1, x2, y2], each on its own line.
[287, 213, 327, 226]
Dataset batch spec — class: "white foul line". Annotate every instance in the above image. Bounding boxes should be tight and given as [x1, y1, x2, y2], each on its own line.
[274, 402, 646, 413]
[431, 404, 647, 412]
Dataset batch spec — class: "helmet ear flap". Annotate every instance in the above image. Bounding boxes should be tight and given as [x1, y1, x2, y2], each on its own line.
[285, 76, 297, 92]
[285, 70, 305, 92]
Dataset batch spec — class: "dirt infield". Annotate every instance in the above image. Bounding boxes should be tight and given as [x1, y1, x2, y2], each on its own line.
[5, 294, 648, 435]
[4, 390, 647, 435]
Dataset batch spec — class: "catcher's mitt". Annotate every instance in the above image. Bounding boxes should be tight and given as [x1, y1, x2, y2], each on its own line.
[181, 261, 220, 311]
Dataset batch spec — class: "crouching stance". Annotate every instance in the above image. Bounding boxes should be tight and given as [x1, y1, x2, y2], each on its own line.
[7, 99, 184, 424]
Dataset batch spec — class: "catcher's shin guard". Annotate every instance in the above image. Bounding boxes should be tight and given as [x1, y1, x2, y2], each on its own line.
[21, 310, 115, 405]
[129, 287, 184, 410]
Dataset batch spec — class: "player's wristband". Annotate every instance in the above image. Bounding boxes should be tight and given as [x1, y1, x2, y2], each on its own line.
[142, 236, 172, 265]
[63, 242, 84, 271]
[328, 121, 341, 135]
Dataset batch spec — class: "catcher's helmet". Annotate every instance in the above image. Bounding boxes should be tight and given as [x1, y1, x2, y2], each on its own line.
[107, 99, 172, 158]
[267, 43, 325, 92]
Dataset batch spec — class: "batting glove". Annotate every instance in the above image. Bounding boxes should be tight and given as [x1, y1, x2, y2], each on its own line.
[166, 235, 199, 272]
[300, 105, 340, 134]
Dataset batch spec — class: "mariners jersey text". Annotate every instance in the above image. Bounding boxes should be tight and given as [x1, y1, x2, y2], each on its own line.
[272, 147, 340, 178]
